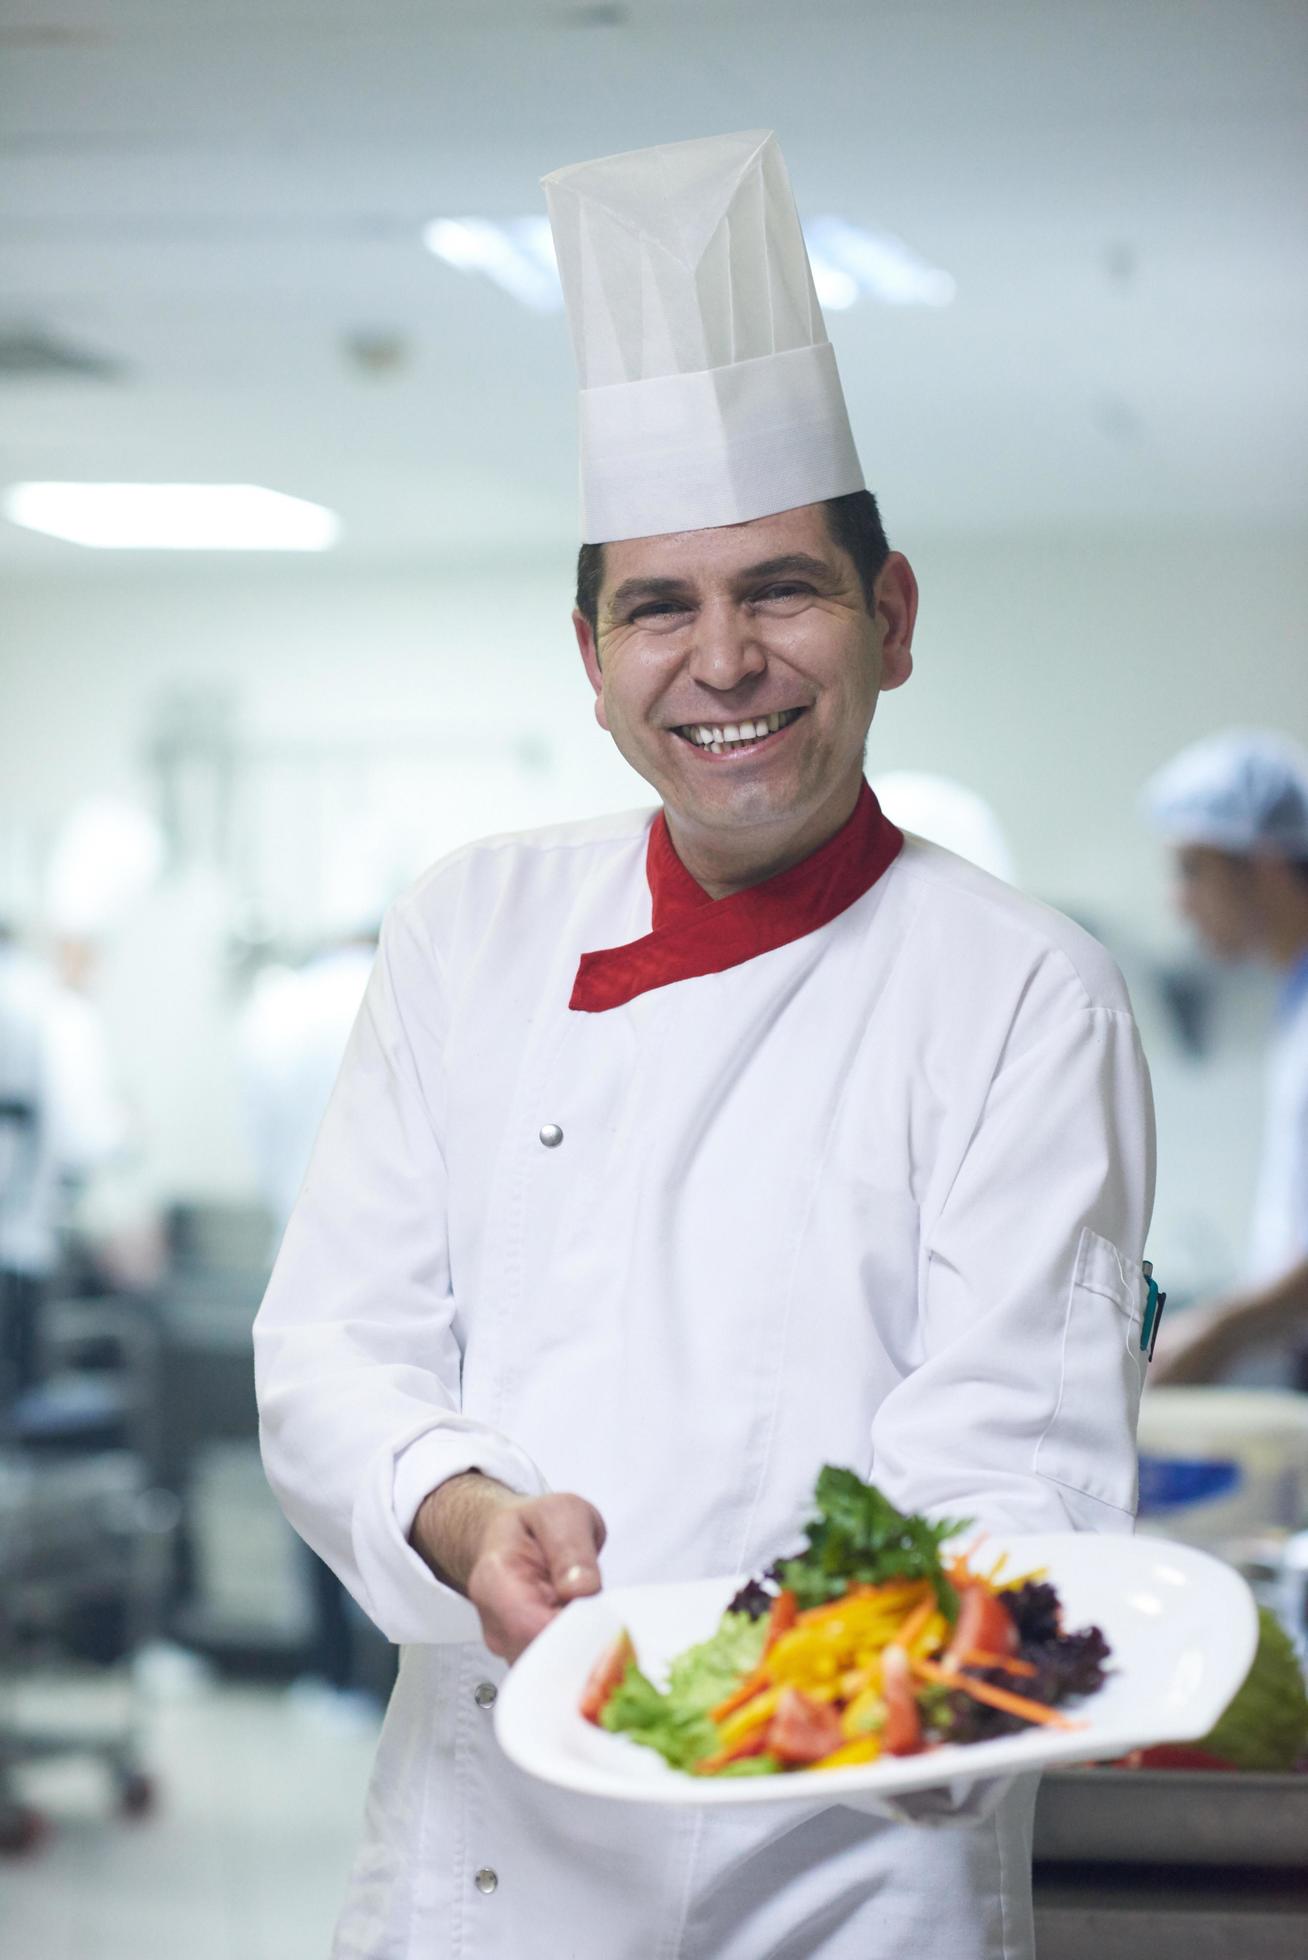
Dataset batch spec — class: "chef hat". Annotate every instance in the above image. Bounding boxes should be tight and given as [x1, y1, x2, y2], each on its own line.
[1143, 731, 1308, 858]
[542, 130, 864, 543]
[871, 771, 1018, 885]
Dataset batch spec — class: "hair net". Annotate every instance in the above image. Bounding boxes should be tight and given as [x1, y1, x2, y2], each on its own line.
[1142, 731, 1308, 857]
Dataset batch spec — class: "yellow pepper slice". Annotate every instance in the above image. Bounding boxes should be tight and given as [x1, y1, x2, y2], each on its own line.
[809, 1735, 883, 1771]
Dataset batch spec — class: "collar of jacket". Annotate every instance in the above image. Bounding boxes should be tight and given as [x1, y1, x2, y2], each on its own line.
[569, 779, 903, 1013]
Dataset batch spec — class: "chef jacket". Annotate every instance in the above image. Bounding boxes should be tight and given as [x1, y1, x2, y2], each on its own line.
[238, 942, 377, 1236]
[255, 801, 1155, 1960]
[1247, 950, 1308, 1285]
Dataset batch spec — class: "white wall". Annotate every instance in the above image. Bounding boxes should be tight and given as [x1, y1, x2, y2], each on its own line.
[2, 524, 1305, 1278]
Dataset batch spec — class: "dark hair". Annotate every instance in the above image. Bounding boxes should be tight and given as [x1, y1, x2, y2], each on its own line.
[574, 488, 890, 636]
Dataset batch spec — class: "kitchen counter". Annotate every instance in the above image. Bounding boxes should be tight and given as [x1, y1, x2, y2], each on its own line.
[1032, 1768, 1308, 1959]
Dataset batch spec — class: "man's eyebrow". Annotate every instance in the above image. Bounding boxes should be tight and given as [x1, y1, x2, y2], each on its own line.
[605, 575, 696, 615]
[605, 554, 838, 617]
[733, 553, 838, 587]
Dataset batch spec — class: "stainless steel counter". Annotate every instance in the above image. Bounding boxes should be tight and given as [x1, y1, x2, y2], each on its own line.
[1032, 1768, 1308, 1959]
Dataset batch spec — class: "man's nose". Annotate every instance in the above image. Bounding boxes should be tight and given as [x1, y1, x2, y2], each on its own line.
[686, 600, 766, 691]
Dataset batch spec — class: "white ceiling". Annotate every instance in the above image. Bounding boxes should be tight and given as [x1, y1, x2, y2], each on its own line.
[2, 0, 1306, 568]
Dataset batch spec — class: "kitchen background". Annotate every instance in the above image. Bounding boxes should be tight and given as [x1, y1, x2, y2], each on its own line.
[1, 3, 1306, 1956]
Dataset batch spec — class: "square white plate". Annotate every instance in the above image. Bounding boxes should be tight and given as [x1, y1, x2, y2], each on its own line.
[494, 1533, 1257, 1805]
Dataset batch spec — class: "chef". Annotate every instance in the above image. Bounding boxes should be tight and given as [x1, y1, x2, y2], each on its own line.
[255, 131, 1155, 1959]
[1143, 731, 1308, 1385]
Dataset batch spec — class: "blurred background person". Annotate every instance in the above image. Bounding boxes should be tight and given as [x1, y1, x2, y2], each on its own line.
[1144, 732, 1308, 1384]
[871, 770, 1018, 884]
[237, 911, 383, 1724]
[0, 921, 130, 1407]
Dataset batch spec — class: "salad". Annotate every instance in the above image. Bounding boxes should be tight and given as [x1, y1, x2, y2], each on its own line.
[578, 1468, 1112, 1778]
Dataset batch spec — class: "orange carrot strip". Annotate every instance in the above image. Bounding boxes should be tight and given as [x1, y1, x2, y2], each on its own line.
[894, 1593, 937, 1653]
[959, 1649, 1037, 1678]
[710, 1667, 771, 1724]
[911, 1655, 1083, 1730]
[764, 1590, 798, 1652]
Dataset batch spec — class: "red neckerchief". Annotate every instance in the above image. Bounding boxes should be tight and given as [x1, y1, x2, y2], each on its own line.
[569, 780, 903, 1013]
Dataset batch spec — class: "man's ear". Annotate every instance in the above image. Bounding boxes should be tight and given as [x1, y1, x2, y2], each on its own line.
[573, 608, 610, 730]
[873, 553, 918, 693]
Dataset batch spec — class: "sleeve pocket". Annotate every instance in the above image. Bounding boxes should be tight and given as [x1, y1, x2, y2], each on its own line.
[1033, 1226, 1147, 1514]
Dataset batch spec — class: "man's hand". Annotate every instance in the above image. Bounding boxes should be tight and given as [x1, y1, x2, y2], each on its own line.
[410, 1473, 606, 1662]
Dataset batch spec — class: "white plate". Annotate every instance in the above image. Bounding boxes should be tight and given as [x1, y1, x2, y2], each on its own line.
[494, 1533, 1257, 1806]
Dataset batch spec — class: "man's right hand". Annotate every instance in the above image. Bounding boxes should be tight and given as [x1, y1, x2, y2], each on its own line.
[410, 1473, 606, 1663]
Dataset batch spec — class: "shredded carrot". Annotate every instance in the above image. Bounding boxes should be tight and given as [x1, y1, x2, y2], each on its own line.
[764, 1590, 798, 1652]
[895, 1592, 939, 1652]
[911, 1655, 1083, 1730]
[710, 1666, 771, 1724]
[957, 1649, 1038, 1678]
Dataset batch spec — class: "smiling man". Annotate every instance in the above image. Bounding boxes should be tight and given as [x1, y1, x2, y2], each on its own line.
[255, 134, 1155, 1960]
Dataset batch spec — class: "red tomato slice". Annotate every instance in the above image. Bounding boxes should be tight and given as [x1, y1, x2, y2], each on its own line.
[578, 1631, 635, 1725]
[1121, 1745, 1240, 1772]
[766, 1687, 845, 1766]
[945, 1585, 1018, 1669]
[882, 1644, 924, 1756]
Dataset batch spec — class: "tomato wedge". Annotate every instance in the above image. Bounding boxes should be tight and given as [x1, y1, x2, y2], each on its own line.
[766, 1687, 845, 1766]
[882, 1644, 924, 1756]
[578, 1631, 635, 1725]
[1119, 1745, 1239, 1772]
[944, 1585, 1018, 1670]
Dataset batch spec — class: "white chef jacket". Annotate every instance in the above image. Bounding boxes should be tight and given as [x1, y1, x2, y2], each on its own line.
[1247, 953, 1308, 1284]
[238, 942, 377, 1236]
[255, 808, 1155, 1960]
[1, 946, 122, 1278]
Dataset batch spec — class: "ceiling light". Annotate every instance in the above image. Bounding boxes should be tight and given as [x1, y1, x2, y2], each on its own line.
[806, 218, 956, 308]
[422, 217, 562, 312]
[3, 482, 341, 550]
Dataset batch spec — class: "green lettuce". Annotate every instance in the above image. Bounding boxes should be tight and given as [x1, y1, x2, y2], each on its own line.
[600, 1609, 770, 1771]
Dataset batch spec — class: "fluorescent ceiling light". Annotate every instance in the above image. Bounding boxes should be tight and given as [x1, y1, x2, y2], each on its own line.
[423, 214, 953, 313]
[3, 482, 340, 550]
[422, 216, 562, 311]
[806, 218, 956, 309]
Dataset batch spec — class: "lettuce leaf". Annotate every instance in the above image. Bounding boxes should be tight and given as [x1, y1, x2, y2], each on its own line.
[600, 1610, 770, 1771]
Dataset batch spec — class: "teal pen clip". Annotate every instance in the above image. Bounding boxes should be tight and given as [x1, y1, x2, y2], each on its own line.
[1141, 1260, 1166, 1360]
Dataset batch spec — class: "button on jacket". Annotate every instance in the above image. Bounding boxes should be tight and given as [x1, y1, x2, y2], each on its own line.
[254, 809, 1155, 1959]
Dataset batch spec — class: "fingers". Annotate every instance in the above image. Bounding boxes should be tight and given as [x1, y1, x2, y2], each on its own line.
[529, 1494, 607, 1602]
[467, 1493, 607, 1663]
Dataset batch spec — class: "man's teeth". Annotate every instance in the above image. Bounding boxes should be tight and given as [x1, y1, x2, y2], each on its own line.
[683, 708, 801, 750]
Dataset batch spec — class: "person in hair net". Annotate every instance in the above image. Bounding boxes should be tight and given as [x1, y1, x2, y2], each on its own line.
[255, 133, 1155, 1959]
[1144, 731, 1308, 1386]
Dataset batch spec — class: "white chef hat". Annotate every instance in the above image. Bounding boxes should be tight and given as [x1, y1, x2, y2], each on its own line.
[542, 130, 864, 543]
[871, 771, 1018, 885]
[1143, 731, 1308, 858]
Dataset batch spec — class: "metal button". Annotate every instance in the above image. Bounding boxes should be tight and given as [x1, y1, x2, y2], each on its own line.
[474, 1680, 497, 1709]
[474, 1867, 498, 1895]
[538, 1123, 564, 1148]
